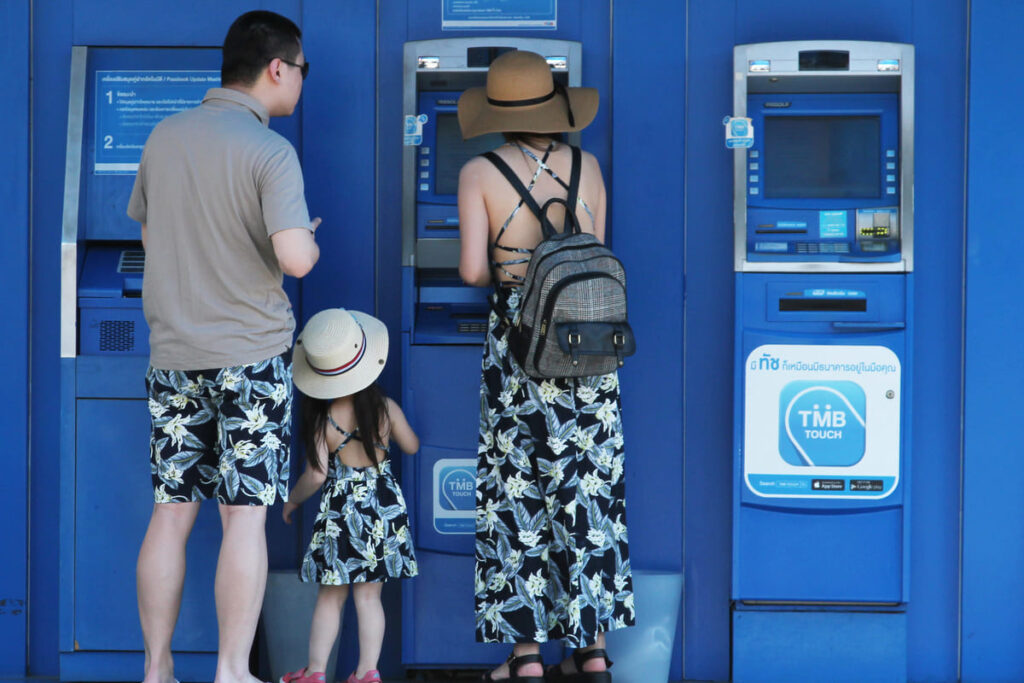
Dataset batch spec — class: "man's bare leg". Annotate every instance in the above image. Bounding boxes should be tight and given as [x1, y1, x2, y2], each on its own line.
[138, 501, 201, 683]
[213, 504, 268, 683]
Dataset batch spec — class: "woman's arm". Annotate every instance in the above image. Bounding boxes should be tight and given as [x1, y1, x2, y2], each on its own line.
[458, 157, 493, 287]
[587, 151, 607, 244]
[385, 397, 420, 455]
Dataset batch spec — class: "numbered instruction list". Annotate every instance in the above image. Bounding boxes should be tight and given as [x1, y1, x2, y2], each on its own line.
[95, 71, 220, 174]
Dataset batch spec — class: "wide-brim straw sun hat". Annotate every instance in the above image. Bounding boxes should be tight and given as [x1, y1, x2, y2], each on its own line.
[293, 308, 389, 400]
[457, 50, 598, 139]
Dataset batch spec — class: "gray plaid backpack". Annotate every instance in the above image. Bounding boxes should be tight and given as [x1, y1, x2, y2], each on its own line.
[483, 145, 636, 378]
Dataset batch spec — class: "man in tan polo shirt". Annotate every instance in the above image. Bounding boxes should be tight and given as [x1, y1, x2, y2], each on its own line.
[127, 11, 319, 683]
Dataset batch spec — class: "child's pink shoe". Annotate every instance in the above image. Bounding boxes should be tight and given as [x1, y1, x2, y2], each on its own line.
[280, 668, 326, 683]
[345, 670, 381, 683]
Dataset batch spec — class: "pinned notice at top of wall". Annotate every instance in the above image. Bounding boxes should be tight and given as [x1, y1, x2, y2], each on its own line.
[442, 0, 557, 30]
[724, 116, 754, 149]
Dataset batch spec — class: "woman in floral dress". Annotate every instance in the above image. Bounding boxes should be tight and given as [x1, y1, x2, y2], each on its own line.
[456, 50, 634, 683]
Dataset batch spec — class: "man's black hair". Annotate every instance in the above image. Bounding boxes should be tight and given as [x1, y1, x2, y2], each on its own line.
[221, 10, 302, 87]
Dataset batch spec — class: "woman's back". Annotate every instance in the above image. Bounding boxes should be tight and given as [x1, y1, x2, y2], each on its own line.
[458, 138, 606, 287]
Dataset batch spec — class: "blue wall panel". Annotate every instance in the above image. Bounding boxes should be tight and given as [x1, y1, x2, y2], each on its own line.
[31, 1, 72, 671]
[611, 3, 686, 682]
[961, 1, 1024, 680]
[734, 0, 910, 44]
[70, 0, 301, 46]
[0, 0, 30, 674]
[683, 1, 738, 679]
[376, 0, 405, 400]
[905, 2, 967, 680]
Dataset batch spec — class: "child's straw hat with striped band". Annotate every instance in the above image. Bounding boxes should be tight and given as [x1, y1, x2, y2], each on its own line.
[293, 308, 388, 399]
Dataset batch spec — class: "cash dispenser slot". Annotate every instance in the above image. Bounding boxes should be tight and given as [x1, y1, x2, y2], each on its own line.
[779, 296, 866, 312]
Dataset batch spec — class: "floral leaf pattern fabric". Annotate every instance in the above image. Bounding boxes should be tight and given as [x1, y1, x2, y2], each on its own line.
[475, 289, 634, 647]
[301, 459, 418, 585]
[146, 353, 292, 505]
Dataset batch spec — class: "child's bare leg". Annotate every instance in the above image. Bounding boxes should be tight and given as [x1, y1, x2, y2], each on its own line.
[352, 582, 385, 676]
[308, 584, 349, 673]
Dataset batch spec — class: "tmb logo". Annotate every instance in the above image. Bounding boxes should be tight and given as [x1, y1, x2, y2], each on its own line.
[778, 380, 866, 467]
[439, 466, 476, 511]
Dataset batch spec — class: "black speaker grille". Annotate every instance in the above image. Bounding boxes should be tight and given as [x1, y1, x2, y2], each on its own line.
[99, 320, 135, 352]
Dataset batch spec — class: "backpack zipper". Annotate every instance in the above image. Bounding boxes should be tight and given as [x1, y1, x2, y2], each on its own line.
[521, 251, 626, 330]
[519, 240, 621, 316]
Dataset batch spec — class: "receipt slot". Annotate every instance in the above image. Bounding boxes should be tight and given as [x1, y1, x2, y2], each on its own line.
[399, 38, 581, 669]
[731, 42, 914, 681]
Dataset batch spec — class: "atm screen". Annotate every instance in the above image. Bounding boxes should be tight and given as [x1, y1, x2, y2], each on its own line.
[764, 116, 880, 199]
[435, 114, 504, 195]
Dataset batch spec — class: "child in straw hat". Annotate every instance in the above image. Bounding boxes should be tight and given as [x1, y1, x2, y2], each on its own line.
[280, 308, 419, 683]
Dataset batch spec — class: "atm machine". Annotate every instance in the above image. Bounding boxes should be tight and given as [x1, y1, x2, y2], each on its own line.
[730, 41, 914, 681]
[399, 38, 581, 669]
[59, 46, 223, 680]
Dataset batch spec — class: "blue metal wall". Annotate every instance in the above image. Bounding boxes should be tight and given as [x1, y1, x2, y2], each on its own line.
[962, 1, 1024, 680]
[611, 3, 686, 678]
[8, 1, 998, 681]
[1, 0, 30, 675]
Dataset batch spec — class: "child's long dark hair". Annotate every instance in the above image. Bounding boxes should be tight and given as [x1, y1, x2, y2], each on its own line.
[300, 382, 390, 472]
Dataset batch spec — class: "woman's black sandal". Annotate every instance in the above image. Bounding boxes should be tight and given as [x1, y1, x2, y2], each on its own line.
[544, 648, 613, 683]
[481, 652, 546, 683]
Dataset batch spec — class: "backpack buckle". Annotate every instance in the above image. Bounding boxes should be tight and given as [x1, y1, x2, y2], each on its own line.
[568, 330, 582, 366]
[613, 332, 625, 347]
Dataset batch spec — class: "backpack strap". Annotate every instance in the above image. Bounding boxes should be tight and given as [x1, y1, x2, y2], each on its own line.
[563, 145, 582, 234]
[482, 152, 558, 238]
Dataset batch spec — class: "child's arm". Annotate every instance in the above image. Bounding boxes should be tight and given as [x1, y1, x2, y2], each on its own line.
[282, 437, 330, 524]
[385, 397, 420, 455]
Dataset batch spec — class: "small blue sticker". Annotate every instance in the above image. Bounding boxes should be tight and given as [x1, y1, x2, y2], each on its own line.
[819, 210, 848, 238]
[404, 113, 428, 146]
[724, 116, 754, 148]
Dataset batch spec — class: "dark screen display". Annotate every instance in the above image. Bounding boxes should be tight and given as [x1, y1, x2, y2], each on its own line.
[764, 116, 880, 199]
[435, 114, 504, 196]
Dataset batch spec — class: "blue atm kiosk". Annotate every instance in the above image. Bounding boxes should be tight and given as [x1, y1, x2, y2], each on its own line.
[59, 46, 224, 680]
[400, 38, 581, 669]
[731, 41, 914, 681]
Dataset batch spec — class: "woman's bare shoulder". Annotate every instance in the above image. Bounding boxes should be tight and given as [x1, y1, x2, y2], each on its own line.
[459, 153, 502, 185]
[578, 147, 603, 170]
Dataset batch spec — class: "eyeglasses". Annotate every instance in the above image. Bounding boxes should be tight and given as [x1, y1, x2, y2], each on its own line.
[280, 58, 310, 80]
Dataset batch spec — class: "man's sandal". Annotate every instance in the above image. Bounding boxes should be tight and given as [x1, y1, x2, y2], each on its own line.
[481, 652, 545, 683]
[544, 648, 613, 683]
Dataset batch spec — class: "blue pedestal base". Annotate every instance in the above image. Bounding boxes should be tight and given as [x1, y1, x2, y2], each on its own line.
[732, 609, 906, 683]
